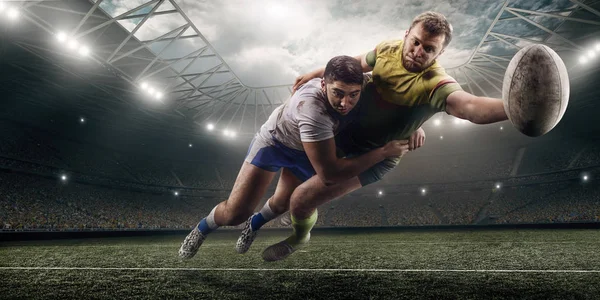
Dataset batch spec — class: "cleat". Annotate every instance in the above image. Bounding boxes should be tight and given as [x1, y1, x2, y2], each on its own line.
[235, 213, 260, 254]
[261, 233, 310, 262]
[178, 224, 207, 259]
[279, 211, 292, 226]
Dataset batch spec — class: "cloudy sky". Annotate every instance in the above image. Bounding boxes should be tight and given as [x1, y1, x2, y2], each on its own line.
[97, 0, 574, 87]
[177, 0, 505, 87]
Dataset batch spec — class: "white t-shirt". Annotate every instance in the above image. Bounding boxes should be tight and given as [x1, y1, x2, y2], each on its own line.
[257, 78, 342, 151]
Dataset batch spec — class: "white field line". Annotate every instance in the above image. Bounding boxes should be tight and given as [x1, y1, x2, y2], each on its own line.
[0, 267, 600, 273]
[2, 241, 598, 248]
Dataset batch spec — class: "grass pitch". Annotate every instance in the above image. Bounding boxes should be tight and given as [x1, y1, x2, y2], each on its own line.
[1, 229, 600, 299]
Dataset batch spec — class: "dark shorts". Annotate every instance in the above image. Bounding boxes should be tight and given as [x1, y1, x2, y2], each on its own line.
[347, 151, 401, 187]
[336, 134, 402, 187]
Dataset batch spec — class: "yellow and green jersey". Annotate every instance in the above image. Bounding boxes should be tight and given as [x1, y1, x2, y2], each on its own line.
[337, 39, 463, 153]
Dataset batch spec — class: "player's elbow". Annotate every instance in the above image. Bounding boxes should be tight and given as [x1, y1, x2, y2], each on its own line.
[447, 92, 481, 124]
[464, 98, 490, 124]
[317, 174, 337, 186]
[450, 100, 483, 124]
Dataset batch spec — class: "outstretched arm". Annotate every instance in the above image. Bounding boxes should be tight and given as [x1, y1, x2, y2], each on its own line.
[445, 90, 508, 124]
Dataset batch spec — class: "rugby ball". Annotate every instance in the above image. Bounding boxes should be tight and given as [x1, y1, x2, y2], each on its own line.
[502, 44, 570, 137]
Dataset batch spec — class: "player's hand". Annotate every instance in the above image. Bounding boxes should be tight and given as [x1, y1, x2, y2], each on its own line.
[292, 73, 315, 92]
[409, 127, 426, 151]
[382, 140, 410, 158]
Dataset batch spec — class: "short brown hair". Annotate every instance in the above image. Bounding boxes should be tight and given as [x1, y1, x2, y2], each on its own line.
[323, 55, 363, 85]
[409, 11, 453, 48]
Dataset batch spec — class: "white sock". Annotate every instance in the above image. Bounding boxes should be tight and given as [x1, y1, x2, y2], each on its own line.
[259, 200, 278, 220]
[250, 200, 282, 231]
[205, 205, 219, 230]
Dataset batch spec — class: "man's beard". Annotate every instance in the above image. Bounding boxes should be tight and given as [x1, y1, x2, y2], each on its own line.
[403, 59, 423, 72]
[402, 48, 430, 72]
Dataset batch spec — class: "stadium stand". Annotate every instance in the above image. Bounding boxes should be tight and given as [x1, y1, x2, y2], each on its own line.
[1, 117, 599, 231]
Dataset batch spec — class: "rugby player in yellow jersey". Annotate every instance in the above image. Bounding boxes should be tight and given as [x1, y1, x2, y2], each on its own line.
[178, 56, 419, 260]
[254, 11, 510, 261]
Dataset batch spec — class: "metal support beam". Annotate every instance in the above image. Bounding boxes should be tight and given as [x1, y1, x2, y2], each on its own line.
[138, 47, 208, 82]
[462, 68, 489, 97]
[238, 92, 249, 132]
[507, 7, 600, 26]
[570, 0, 600, 19]
[75, 0, 161, 39]
[506, 8, 583, 51]
[262, 89, 273, 106]
[216, 89, 248, 125]
[136, 24, 191, 80]
[110, 23, 189, 63]
[465, 66, 502, 94]
[106, 0, 164, 62]
[71, 0, 104, 36]
[464, 1, 510, 65]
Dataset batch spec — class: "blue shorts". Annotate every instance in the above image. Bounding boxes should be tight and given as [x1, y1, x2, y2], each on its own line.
[244, 136, 316, 182]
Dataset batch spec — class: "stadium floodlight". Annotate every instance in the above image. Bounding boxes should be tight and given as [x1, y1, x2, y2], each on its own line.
[61, 175, 67, 181]
[56, 31, 67, 43]
[7, 7, 19, 20]
[140, 82, 148, 90]
[378, 191, 383, 195]
[155, 92, 163, 100]
[439, 135, 443, 140]
[579, 56, 588, 64]
[582, 175, 589, 182]
[0, 3, 5, 12]
[588, 50, 596, 59]
[500, 126, 504, 131]
[189, 143, 193, 148]
[495, 183, 501, 189]
[206, 123, 214, 131]
[78, 46, 90, 57]
[147, 87, 155, 95]
[453, 118, 468, 125]
[421, 188, 426, 195]
[596, 43, 600, 51]
[174, 191, 179, 196]
[230, 131, 237, 138]
[433, 119, 441, 126]
[67, 39, 79, 50]
[224, 129, 235, 137]
[80, 118, 85, 123]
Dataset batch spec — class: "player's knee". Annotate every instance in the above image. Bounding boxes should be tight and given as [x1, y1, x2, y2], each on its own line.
[289, 202, 312, 220]
[288, 184, 318, 218]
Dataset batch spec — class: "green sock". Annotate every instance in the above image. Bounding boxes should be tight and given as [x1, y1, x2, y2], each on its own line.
[285, 210, 318, 248]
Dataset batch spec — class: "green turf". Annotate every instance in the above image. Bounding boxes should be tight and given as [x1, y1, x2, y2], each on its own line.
[1, 229, 600, 299]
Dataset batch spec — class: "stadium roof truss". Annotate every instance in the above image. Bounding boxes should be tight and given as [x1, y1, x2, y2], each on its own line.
[12, 0, 600, 136]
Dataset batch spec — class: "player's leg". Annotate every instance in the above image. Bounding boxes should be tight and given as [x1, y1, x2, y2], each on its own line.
[262, 175, 362, 261]
[236, 167, 302, 253]
[179, 162, 276, 259]
[262, 156, 400, 261]
[214, 161, 278, 226]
